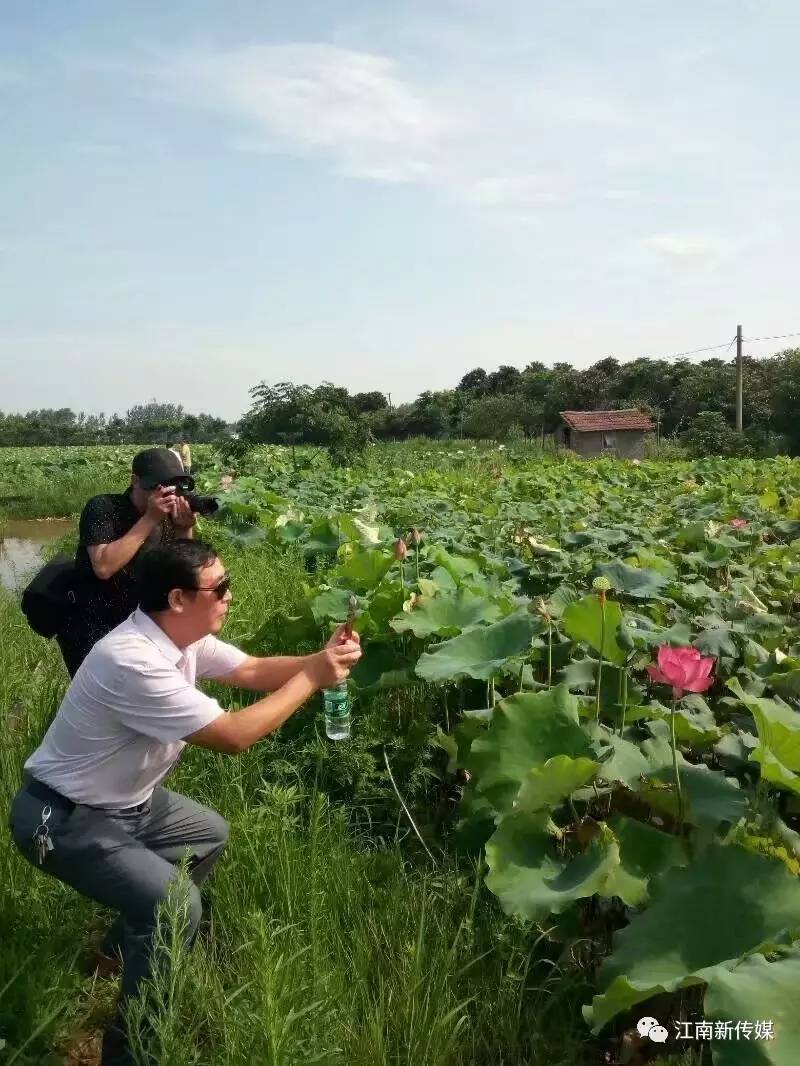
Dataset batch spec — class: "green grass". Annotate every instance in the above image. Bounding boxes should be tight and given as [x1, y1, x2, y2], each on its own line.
[0, 542, 592, 1065]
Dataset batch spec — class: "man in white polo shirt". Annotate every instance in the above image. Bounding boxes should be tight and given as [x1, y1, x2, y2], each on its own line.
[9, 538, 361, 1066]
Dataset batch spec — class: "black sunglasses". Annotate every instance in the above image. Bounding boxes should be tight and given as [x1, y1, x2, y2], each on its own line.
[187, 573, 231, 600]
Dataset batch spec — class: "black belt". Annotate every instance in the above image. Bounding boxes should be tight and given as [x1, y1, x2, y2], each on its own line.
[22, 775, 150, 815]
[23, 775, 76, 813]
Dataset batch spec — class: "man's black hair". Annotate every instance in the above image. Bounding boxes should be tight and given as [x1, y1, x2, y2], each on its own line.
[137, 540, 219, 613]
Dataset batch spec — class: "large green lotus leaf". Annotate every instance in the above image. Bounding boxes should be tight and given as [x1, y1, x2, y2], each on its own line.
[303, 517, 342, 556]
[641, 761, 747, 832]
[390, 590, 501, 638]
[415, 611, 543, 684]
[425, 545, 481, 585]
[675, 521, 709, 548]
[679, 578, 720, 602]
[333, 549, 394, 592]
[351, 642, 415, 691]
[604, 815, 690, 907]
[768, 669, 800, 703]
[563, 595, 627, 666]
[336, 513, 381, 546]
[619, 617, 693, 649]
[728, 679, 800, 795]
[561, 657, 597, 691]
[585, 845, 800, 1032]
[310, 587, 354, 624]
[274, 518, 307, 544]
[564, 527, 629, 548]
[705, 950, 800, 1065]
[360, 583, 405, 633]
[695, 627, 739, 658]
[646, 701, 722, 748]
[446, 711, 491, 773]
[429, 565, 458, 591]
[630, 548, 678, 578]
[595, 560, 669, 599]
[586, 722, 652, 787]
[468, 686, 593, 813]
[515, 755, 599, 813]
[486, 815, 620, 920]
[547, 583, 581, 618]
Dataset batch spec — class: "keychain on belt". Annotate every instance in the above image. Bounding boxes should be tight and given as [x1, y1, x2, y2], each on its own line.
[32, 805, 55, 866]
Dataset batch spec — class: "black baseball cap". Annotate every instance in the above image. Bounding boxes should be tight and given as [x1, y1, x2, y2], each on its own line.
[132, 449, 195, 491]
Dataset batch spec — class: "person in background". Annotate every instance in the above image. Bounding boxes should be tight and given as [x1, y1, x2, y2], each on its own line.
[10, 539, 361, 1065]
[179, 438, 192, 474]
[56, 448, 195, 677]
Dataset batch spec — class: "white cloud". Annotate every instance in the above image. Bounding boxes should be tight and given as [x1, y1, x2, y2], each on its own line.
[156, 44, 453, 185]
[644, 233, 730, 262]
[126, 24, 761, 233]
[146, 41, 651, 217]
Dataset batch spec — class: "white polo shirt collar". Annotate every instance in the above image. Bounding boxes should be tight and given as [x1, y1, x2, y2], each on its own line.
[130, 608, 185, 667]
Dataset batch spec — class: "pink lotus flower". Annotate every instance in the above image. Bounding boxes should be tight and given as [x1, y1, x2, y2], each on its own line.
[219, 475, 234, 489]
[394, 537, 408, 561]
[730, 518, 748, 530]
[646, 645, 715, 699]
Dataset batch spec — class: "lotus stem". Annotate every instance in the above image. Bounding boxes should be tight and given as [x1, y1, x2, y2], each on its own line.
[671, 697, 685, 832]
[619, 670, 628, 737]
[547, 621, 553, 688]
[595, 598, 606, 722]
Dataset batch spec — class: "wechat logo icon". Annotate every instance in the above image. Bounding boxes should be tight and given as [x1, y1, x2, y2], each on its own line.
[637, 1017, 668, 1044]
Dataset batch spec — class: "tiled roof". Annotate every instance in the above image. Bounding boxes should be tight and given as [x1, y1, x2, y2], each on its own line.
[560, 409, 655, 432]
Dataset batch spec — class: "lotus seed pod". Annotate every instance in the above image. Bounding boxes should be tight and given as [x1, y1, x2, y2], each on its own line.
[592, 576, 612, 592]
[394, 537, 408, 561]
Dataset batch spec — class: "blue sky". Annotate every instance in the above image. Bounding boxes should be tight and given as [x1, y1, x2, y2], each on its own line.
[2, 1, 799, 420]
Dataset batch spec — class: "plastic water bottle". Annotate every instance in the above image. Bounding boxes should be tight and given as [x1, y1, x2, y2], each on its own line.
[323, 680, 351, 740]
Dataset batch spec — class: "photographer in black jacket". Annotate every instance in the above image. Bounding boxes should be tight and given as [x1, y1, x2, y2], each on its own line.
[57, 449, 196, 676]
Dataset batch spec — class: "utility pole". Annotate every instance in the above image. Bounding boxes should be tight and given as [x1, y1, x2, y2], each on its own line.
[735, 324, 743, 432]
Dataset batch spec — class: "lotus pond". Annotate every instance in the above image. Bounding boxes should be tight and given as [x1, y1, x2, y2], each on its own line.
[4, 442, 800, 1064]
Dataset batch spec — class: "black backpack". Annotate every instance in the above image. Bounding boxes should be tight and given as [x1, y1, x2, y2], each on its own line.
[21, 555, 79, 638]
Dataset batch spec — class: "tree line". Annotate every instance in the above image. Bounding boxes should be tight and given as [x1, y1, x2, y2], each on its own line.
[4, 349, 800, 456]
[0, 403, 230, 447]
[239, 350, 800, 458]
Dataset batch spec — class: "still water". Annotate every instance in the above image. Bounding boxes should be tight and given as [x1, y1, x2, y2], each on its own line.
[0, 519, 74, 591]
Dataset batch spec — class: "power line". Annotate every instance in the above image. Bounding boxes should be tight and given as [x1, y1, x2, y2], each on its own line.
[634, 329, 800, 363]
[744, 331, 800, 344]
[651, 339, 738, 361]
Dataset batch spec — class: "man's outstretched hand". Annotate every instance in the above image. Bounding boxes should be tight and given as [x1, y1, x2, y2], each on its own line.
[305, 638, 362, 689]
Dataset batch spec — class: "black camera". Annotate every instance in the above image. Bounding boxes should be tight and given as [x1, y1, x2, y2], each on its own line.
[175, 486, 219, 516]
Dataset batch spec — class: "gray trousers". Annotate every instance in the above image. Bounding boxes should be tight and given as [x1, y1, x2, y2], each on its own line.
[10, 780, 229, 1006]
